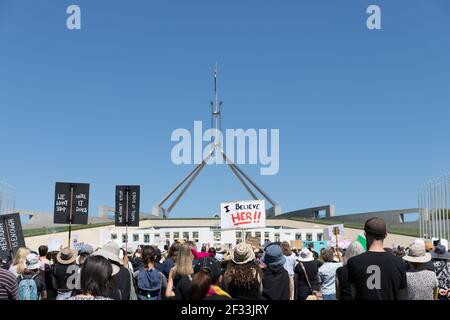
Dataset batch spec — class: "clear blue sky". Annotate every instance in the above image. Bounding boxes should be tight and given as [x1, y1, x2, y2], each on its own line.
[1, 0, 449, 218]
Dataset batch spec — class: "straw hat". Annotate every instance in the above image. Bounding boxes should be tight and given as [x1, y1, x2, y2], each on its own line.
[403, 243, 431, 264]
[56, 247, 78, 265]
[230, 243, 255, 265]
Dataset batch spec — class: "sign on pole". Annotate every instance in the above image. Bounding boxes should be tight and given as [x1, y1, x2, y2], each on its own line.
[220, 200, 266, 230]
[326, 224, 345, 239]
[54, 182, 90, 225]
[115, 185, 140, 227]
[0, 213, 26, 261]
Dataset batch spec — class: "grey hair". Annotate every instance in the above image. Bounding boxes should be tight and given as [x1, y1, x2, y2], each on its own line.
[344, 241, 365, 265]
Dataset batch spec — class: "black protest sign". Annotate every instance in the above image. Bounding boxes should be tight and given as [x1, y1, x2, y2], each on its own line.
[115, 185, 140, 227]
[54, 182, 89, 225]
[0, 213, 26, 261]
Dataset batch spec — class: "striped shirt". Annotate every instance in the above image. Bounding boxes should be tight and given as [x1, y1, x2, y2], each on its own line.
[0, 268, 18, 300]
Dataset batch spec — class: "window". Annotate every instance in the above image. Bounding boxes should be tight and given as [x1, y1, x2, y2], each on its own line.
[193, 232, 199, 243]
[122, 234, 127, 243]
[111, 233, 117, 240]
[236, 231, 242, 244]
[255, 232, 261, 241]
[165, 232, 170, 240]
[143, 234, 150, 243]
[264, 231, 270, 242]
[214, 231, 221, 241]
[132, 234, 139, 242]
[317, 233, 323, 241]
[274, 233, 280, 242]
[306, 233, 313, 241]
[295, 233, 302, 240]
[183, 232, 189, 240]
[173, 232, 179, 239]
[245, 232, 252, 240]
[154, 234, 160, 242]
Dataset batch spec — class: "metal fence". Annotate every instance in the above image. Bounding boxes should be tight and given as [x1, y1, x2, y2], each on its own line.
[418, 173, 450, 241]
[0, 181, 16, 214]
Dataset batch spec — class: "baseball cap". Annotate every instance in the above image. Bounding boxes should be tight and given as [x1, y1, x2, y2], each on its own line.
[193, 257, 221, 279]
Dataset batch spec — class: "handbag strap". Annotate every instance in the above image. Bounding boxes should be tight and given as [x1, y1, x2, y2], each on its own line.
[300, 262, 313, 292]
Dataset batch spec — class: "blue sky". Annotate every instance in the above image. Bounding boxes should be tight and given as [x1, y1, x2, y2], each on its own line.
[1, 0, 449, 218]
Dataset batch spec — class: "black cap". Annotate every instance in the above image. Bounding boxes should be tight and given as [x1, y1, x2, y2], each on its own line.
[364, 217, 387, 240]
[193, 257, 221, 279]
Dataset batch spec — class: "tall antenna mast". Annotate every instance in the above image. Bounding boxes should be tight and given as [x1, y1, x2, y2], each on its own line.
[153, 64, 281, 219]
[211, 63, 222, 147]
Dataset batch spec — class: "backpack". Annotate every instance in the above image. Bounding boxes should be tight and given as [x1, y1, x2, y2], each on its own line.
[137, 268, 163, 300]
[18, 274, 39, 300]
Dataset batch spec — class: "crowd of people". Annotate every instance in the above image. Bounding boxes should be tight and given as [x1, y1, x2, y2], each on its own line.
[1, 217, 449, 301]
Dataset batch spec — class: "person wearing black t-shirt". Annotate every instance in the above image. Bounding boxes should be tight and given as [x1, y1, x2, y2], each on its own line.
[347, 217, 407, 300]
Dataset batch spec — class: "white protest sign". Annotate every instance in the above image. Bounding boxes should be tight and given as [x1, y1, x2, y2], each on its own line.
[326, 224, 345, 238]
[48, 238, 62, 252]
[220, 200, 266, 230]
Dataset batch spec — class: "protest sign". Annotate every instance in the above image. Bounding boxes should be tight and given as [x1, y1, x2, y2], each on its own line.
[48, 238, 62, 252]
[220, 200, 266, 230]
[290, 240, 303, 250]
[0, 213, 26, 261]
[115, 185, 140, 227]
[326, 224, 345, 239]
[54, 182, 89, 224]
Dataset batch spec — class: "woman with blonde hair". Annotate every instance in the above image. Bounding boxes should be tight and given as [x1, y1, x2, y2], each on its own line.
[336, 241, 365, 300]
[9, 247, 29, 277]
[165, 243, 194, 299]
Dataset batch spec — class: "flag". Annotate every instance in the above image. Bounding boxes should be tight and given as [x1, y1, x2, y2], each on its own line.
[356, 233, 367, 251]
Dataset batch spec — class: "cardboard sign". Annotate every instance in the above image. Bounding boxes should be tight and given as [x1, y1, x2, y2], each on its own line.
[0, 213, 26, 261]
[220, 200, 266, 230]
[54, 182, 89, 224]
[290, 240, 303, 250]
[115, 185, 140, 227]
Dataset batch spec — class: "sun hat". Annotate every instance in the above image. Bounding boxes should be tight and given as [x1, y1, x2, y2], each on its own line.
[56, 247, 78, 265]
[214, 245, 227, 254]
[93, 241, 123, 265]
[431, 245, 450, 260]
[25, 253, 41, 270]
[297, 248, 314, 262]
[230, 243, 255, 265]
[193, 257, 221, 279]
[262, 243, 286, 267]
[403, 243, 432, 263]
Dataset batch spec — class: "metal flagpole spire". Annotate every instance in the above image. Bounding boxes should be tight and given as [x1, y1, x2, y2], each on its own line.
[153, 64, 281, 218]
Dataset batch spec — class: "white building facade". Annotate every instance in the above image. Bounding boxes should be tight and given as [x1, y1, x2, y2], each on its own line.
[100, 226, 325, 251]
